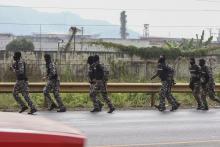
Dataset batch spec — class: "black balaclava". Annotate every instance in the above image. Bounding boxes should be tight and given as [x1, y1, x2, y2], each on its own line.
[87, 56, 94, 65]
[199, 59, 206, 67]
[93, 55, 100, 63]
[44, 54, 51, 64]
[190, 57, 195, 65]
[158, 55, 165, 64]
[13, 52, 21, 61]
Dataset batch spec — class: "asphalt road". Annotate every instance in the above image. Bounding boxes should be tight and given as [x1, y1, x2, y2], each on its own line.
[35, 109, 220, 147]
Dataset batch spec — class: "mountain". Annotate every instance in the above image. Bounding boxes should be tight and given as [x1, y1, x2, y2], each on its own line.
[0, 6, 140, 38]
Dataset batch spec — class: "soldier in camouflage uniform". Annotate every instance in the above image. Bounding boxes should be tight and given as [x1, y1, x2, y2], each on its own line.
[10, 52, 37, 114]
[90, 55, 115, 113]
[87, 56, 104, 112]
[199, 59, 220, 110]
[189, 57, 203, 110]
[43, 54, 66, 112]
[151, 55, 180, 112]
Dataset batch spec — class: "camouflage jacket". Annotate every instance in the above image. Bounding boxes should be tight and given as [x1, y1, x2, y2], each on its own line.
[12, 60, 27, 81]
[46, 62, 58, 80]
[200, 65, 214, 85]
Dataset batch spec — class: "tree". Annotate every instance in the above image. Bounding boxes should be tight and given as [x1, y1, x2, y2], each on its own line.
[6, 38, 34, 52]
[164, 30, 213, 50]
[120, 11, 129, 39]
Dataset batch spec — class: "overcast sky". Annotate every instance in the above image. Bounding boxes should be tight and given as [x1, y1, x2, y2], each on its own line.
[0, 0, 220, 39]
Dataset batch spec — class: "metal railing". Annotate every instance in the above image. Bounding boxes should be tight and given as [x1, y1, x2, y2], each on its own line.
[1, 83, 220, 107]
[1, 82, 220, 93]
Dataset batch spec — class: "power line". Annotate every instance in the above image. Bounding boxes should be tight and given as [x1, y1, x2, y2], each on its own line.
[1, 5, 220, 12]
[0, 22, 138, 27]
[197, 0, 220, 3]
[150, 25, 220, 28]
[0, 22, 220, 28]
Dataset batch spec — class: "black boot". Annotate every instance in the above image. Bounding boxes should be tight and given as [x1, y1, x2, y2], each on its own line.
[170, 103, 180, 112]
[154, 105, 166, 112]
[57, 107, 66, 112]
[108, 107, 115, 113]
[19, 106, 28, 113]
[48, 103, 58, 111]
[28, 108, 37, 115]
[90, 108, 100, 113]
[202, 106, 209, 111]
[196, 105, 203, 110]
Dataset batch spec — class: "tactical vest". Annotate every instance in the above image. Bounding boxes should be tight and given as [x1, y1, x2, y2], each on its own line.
[94, 63, 104, 81]
[189, 64, 200, 82]
[15, 61, 28, 81]
[46, 62, 58, 80]
[200, 66, 210, 84]
[158, 64, 174, 81]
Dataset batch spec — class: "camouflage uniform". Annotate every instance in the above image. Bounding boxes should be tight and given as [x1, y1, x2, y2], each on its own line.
[90, 63, 114, 109]
[157, 63, 179, 108]
[12, 60, 36, 109]
[88, 64, 103, 109]
[43, 62, 65, 109]
[189, 64, 203, 107]
[200, 65, 220, 108]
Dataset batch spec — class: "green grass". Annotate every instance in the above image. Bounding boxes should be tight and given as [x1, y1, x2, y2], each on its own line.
[1, 92, 219, 111]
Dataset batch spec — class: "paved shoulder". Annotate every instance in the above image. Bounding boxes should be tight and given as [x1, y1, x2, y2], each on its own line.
[38, 109, 220, 147]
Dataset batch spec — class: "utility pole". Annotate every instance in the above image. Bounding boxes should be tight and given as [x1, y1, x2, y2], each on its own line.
[58, 40, 64, 72]
[81, 27, 84, 51]
[74, 32, 76, 52]
[37, 24, 42, 66]
[40, 24, 42, 51]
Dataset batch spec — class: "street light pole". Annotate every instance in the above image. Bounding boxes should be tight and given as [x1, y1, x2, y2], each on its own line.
[74, 33, 76, 52]
[57, 42, 59, 62]
[81, 27, 84, 51]
[58, 40, 63, 71]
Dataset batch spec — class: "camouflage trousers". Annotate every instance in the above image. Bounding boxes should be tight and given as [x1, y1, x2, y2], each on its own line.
[89, 83, 103, 109]
[159, 80, 178, 107]
[191, 82, 202, 107]
[201, 81, 220, 108]
[13, 80, 36, 109]
[90, 81, 114, 109]
[43, 79, 65, 109]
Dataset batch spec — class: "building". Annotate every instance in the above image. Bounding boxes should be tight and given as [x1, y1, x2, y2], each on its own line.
[0, 33, 14, 50]
[1, 32, 219, 53]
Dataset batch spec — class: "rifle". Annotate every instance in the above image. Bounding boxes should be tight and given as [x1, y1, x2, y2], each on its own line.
[151, 73, 159, 80]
